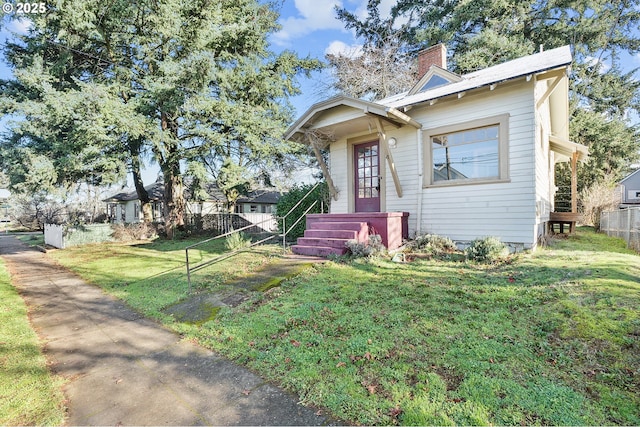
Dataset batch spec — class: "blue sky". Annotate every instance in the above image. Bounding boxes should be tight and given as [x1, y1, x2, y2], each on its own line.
[1, 0, 639, 186]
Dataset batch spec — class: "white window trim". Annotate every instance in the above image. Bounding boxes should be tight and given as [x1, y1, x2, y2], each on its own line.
[423, 114, 510, 187]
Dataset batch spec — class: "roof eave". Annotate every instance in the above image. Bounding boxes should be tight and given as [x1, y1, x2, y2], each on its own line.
[285, 96, 421, 142]
[395, 62, 572, 110]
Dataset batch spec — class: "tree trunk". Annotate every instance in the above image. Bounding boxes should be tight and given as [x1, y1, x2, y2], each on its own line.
[129, 138, 153, 223]
[160, 112, 186, 239]
[131, 161, 153, 223]
[162, 166, 185, 239]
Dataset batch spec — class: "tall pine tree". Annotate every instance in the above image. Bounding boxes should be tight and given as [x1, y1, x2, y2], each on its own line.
[1, 0, 320, 235]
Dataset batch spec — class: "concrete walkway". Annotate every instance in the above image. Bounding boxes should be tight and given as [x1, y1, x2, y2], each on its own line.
[0, 235, 333, 426]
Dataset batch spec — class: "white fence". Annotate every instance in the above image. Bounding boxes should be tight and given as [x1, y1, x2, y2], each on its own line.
[600, 208, 640, 251]
[44, 223, 114, 249]
[44, 224, 64, 248]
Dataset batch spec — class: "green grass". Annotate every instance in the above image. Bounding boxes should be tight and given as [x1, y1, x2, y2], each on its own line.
[15, 233, 44, 247]
[51, 228, 640, 425]
[0, 258, 66, 425]
[49, 237, 283, 320]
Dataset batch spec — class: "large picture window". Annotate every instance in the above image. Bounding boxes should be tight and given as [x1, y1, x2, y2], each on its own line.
[424, 114, 509, 186]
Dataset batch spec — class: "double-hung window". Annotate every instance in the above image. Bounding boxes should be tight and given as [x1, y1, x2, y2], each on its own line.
[424, 114, 509, 186]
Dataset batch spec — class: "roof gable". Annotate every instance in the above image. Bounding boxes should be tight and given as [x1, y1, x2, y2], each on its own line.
[621, 169, 640, 185]
[408, 66, 462, 96]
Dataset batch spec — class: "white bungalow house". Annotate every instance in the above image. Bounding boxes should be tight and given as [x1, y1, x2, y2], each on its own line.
[235, 190, 282, 214]
[286, 44, 588, 256]
[104, 180, 226, 224]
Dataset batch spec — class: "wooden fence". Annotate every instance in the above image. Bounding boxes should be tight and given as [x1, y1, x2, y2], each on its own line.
[600, 207, 640, 251]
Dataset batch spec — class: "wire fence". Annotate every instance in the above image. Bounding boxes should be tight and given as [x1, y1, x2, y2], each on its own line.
[184, 213, 277, 235]
[600, 208, 640, 252]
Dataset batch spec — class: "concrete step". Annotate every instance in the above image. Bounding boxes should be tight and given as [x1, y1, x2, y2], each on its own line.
[291, 245, 347, 257]
[297, 237, 350, 249]
[308, 221, 367, 231]
[304, 229, 358, 239]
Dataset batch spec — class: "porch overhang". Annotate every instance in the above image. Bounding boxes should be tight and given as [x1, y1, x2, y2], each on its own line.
[285, 95, 421, 143]
[549, 135, 589, 163]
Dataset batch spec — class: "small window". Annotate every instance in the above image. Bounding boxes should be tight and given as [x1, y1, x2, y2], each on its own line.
[134, 202, 140, 220]
[420, 75, 449, 91]
[424, 114, 509, 186]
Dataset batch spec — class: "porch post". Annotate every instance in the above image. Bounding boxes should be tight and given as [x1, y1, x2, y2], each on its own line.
[571, 151, 578, 213]
[309, 138, 339, 201]
[570, 151, 578, 233]
[374, 118, 403, 198]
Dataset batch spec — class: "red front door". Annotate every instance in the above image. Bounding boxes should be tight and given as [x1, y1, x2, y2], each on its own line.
[354, 141, 381, 212]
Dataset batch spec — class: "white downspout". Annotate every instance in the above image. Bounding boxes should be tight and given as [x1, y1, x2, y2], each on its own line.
[416, 128, 424, 236]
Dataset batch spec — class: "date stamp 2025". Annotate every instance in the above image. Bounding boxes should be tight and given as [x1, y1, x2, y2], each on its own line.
[3, 2, 47, 14]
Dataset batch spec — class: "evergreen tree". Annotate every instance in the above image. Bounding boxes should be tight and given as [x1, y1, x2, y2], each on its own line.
[1, 0, 320, 236]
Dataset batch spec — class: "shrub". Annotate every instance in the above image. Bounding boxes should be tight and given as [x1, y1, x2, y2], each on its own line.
[409, 233, 457, 256]
[465, 236, 509, 263]
[276, 182, 330, 240]
[345, 235, 386, 258]
[580, 178, 620, 230]
[111, 223, 158, 241]
[225, 230, 252, 251]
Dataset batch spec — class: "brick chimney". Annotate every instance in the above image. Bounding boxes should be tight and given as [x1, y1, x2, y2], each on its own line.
[417, 44, 447, 79]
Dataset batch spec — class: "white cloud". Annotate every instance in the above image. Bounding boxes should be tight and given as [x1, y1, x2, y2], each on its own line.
[5, 17, 32, 35]
[352, 0, 394, 20]
[325, 40, 363, 57]
[273, 0, 345, 45]
[584, 55, 611, 74]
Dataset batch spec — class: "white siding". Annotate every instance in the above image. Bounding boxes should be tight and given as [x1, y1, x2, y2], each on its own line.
[415, 83, 537, 247]
[329, 139, 350, 213]
[534, 77, 554, 243]
[124, 200, 139, 223]
[327, 80, 545, 248]
[381, 125, 420, 235]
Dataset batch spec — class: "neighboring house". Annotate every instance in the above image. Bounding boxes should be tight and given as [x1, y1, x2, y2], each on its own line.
[0, 189, 10, 222]
[235, 190, 281, 214]
[104, 181, 226, 224]
[619, 169, 640, 207]
[286, 44, 588, 256]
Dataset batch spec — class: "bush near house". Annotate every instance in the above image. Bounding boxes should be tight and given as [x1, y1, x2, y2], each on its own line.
[275, 182, 330, 239]
[465, 236, 510, 263]
[51, 228, 640, 425]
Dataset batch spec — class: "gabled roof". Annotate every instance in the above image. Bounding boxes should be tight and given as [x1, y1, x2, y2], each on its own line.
[104, 181, 226, 203]
[382, 45, 572, 109]
[285, 46, 573, 143]
[285, 95, 421, 141]
[408, 66, 462, 96]
[620, 168, 640, 185]
[237, 190, 281, 205]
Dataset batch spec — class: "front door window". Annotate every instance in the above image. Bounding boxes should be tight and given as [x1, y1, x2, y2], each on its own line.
[354, 141, 381, 212]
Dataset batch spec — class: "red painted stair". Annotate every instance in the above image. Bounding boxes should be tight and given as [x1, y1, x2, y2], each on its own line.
[291, 219, 369, 257]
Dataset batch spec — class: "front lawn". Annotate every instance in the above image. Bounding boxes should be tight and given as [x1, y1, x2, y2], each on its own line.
[0, 258, 66, 425]
[51, 228, 640, 425]
[49, 236, 283, 319]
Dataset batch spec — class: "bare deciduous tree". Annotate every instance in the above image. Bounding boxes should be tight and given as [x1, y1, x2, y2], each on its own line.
[326, 30, 417, 101]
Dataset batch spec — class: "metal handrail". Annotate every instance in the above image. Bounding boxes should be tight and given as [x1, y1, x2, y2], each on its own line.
[185, 215, 277, 291]
[184, 182, 326, 290]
